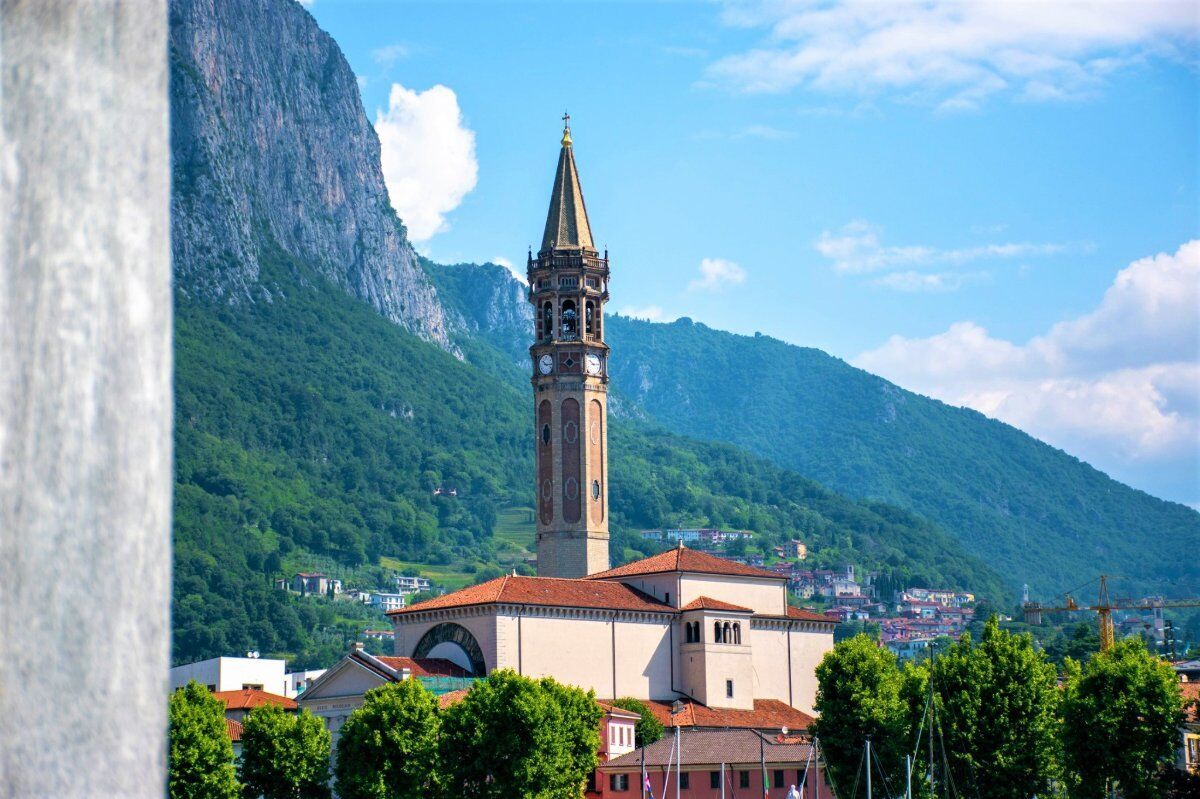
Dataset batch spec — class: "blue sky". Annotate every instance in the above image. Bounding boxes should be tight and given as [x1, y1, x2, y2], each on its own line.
[304, 0, 1198, 506]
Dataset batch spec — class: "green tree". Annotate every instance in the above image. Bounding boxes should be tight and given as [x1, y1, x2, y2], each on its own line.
[930, 617, 1060, 799]
[441, 669, 603, 799]
[1061, 637, 1185, 799]
[238, 704, 331, 799]
[810, 635, 913, 791]
[334, 680, 442, 799]
[610, 697, 664, 747]
[169, 682, 239, 799]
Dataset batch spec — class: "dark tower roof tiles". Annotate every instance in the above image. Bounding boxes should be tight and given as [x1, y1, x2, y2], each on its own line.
[541, 122, 594, 252]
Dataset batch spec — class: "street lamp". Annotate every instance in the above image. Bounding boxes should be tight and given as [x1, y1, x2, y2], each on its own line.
[670, 700, 685, 799]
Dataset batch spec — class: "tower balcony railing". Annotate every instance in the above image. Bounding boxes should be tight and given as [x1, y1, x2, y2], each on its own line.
[529, 252, 609, 273]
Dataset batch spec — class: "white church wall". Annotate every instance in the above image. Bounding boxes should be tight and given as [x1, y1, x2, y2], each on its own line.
[679, 574, 787, 616]
[606, 573, 679, 607]
[788, 628, 832, 716]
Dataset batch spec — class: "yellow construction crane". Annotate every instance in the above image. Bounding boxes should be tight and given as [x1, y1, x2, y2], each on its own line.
[1023, 575, 1200, 652]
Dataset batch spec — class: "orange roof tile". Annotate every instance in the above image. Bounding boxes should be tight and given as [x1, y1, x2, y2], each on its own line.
[786, 605, 835, 622]
[597, 701, 645, 720]
[681, 596, 753, 613]
[374, 656, 469, 678]
[639, 698, 815, 731]
[225, 718, 243, 742]
[1182, 681, 1199, 723]
[213, 689, 297, 711]
[437, 689, 470, 709]
[586, 546, 785, 581]
[388, 574, 671, 616]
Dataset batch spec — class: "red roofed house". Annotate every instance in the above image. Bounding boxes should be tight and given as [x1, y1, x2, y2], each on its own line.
[1179, 679, 1199, 774]
[212, 687, 297, 722]
[594, 728, 831, 799]
[297, 643, 470, 743]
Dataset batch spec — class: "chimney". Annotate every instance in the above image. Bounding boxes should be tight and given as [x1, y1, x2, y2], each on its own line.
[351, 641, 364, 654]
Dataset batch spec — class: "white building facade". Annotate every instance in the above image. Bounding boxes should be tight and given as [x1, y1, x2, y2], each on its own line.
[387, 545, 835, 716]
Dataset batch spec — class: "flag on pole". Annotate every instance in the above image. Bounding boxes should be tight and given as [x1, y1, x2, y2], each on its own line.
[644, 775, 654, 799]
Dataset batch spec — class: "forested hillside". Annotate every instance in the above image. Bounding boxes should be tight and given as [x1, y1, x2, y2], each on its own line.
[427, 264, 1200, 600]
[173, 251, 1006, 664]
[166, 0, 1194, 670]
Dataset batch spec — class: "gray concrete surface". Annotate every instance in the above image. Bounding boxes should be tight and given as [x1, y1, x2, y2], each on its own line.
[1, 1, 172, 796]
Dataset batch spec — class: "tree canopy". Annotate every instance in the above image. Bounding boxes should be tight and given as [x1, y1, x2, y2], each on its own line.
[168, 682, 239, 799]
[440, 669, 602, 799]
[930, 617, 1060, 799]
[334, 680, 442, 799]
[238, 704, 331, 799]
[810, 634, 915, 792]
[1061, 637, 1186, 799]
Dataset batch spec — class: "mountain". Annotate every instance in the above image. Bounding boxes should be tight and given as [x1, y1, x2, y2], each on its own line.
[426, 262, 1200, 599]
[167, 0, 1004, 666]
[169, 0, 449, 346]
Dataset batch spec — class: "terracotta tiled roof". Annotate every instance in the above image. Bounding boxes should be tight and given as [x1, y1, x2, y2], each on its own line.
[603, 728, 815, 769]
[375, 656, 470, 678]
[787, 605, 835, 622]
[225, 718, 244, 742]
[437, 689, 470, 709]
[597, 701, 645, 720]
[681, 596, 753, 613]
[586, 546, 786, 581]
[1182, 681, 1200, 723]
[639, 698, 815, 731]
[388, 574, 671, 616]
[213, 689, 297, 711]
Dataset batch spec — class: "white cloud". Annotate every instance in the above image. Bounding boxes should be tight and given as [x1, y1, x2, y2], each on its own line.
[492, 256, 527, 284]
[372, 44, 410, 69]
[375, 83, 478, 242]
[871, 270, 989, 292]
[619, 306, 669, 322]
[709, 1, 1196, 108]
[856, 241, 1200, 484]
[690, 257, 747, 291]
[816, 220, 1074, 275]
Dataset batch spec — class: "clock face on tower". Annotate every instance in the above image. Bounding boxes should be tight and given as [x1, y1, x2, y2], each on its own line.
[585, 353, 602, 376]
[538, 354, 554, 375]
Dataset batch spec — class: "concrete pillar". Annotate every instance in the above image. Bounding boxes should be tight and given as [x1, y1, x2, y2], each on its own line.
[1, 1, 171, 796]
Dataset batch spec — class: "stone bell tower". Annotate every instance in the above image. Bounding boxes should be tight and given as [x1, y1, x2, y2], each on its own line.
[528, 116, 610, 578]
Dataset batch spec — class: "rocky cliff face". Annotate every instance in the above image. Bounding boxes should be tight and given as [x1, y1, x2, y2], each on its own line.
[169, 0, 450, 347]
[426, 261, 532, 361]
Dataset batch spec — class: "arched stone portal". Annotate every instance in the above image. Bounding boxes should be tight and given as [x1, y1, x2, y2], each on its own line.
[412, 623, 487, 676]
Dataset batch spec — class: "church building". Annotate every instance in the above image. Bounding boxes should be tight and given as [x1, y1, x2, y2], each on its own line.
[384, 119, 836, 721]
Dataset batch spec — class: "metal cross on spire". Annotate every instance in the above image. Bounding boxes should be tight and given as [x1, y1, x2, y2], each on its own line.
[561, 111, 572, 146]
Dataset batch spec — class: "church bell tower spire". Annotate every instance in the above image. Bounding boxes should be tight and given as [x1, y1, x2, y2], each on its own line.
[528, 117, 610, 578]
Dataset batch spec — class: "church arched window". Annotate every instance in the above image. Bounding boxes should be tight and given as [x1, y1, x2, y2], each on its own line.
[685, 622, 694, 644]
[723, 622, 731, 643]
[733, 623, 741, 644]
[542, 302, 553, 340]
[713, 621, 722, 643]
[561, 301, 577, 339]
[585, 301, 595, 336]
